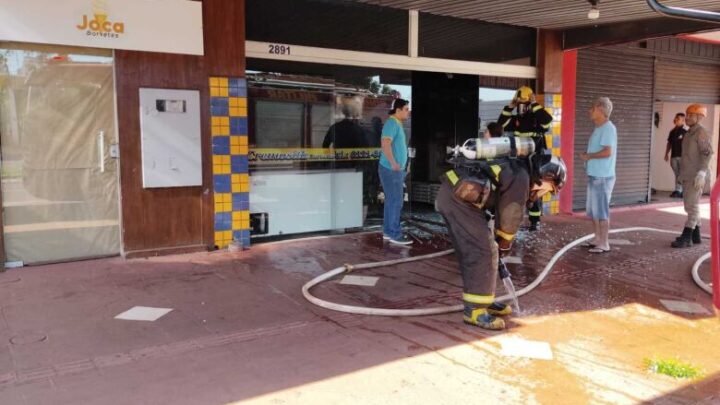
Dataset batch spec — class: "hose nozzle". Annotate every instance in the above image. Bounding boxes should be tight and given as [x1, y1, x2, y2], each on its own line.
[498, 259, 510, 279]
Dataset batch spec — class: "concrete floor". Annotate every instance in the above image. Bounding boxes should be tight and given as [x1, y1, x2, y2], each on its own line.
[0, 202, 719, 404]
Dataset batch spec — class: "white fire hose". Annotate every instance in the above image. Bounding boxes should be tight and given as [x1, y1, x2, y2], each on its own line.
[691, 252, 713, 295]
[302, 227, 713, 316]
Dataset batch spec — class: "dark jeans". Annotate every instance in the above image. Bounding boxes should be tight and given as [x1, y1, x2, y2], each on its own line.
[378, 164, 405, 240]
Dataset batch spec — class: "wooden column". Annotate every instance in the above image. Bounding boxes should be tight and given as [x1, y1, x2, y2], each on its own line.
[536, 30, 564, 94]
[115, 0, 246, 257]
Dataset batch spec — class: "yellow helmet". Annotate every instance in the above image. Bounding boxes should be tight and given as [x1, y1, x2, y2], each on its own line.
[686, 103, 707, 118]
[515, 86, 534, 104]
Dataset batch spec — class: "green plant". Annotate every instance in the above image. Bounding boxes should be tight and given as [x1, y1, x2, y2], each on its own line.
[644, 357, 704, 379]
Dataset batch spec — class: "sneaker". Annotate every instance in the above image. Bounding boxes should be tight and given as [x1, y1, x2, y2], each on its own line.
[382, 234, 391, 240]
[389, 236, 413, 245]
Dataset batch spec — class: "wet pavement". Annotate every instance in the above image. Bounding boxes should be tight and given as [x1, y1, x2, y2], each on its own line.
[0, 202, 719, 404]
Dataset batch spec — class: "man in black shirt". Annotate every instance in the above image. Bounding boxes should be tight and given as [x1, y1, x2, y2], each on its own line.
[322, 102, 369, 149]
[664, 112, 687, 198]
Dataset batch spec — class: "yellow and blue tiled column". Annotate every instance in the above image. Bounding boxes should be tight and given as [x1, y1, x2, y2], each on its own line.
[543, 93, 562, 215]
[210, 77, 251, 249]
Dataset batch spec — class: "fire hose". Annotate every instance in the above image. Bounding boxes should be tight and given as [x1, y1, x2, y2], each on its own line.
[302, 227, 713, 315]
[691, 252, 713, 295]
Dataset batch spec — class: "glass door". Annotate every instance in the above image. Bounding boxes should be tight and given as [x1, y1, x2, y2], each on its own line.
[0, 43, 120, 264]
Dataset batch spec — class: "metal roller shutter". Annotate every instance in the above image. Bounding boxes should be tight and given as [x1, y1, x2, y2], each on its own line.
[573, 49, 654, 210]
[655, 60, 720, 104]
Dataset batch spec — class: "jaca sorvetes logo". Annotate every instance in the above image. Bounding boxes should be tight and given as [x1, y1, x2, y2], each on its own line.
[76, 0, 124, 38]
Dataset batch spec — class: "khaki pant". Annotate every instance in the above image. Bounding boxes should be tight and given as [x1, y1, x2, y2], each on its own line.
[682, 180, 703, 228]
[670, 157, 682, 193]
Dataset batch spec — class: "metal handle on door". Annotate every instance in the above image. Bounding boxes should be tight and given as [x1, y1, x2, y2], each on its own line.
[98, 130, 105, 173]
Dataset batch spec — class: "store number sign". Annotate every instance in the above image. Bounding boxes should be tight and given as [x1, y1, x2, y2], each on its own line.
[268, 44, 291, 55]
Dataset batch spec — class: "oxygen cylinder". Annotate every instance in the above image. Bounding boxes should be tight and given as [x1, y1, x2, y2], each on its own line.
[447, 137, 535, 160]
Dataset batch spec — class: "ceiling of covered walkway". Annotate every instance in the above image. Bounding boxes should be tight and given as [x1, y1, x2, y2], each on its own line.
[349, 0, 720, 49]
[353, 0, 720, 29]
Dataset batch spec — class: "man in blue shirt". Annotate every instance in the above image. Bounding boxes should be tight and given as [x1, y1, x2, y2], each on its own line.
[579, 97, 617, 254]
[379, 98, 411, 245]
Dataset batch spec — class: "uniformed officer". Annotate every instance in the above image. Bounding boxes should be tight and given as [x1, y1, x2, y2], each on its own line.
[497, 86, 554, 231]
[672, 104, 713, 248]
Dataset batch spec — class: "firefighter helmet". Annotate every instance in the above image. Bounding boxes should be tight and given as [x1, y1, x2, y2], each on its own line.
[686, 103, 707, 118]
[529, 155, 567, 202]
[515, 86, 534, 104]
[538, 155, 567, 190]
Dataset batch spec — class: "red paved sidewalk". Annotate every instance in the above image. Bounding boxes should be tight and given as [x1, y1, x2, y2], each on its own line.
[0, 202, 718, 404]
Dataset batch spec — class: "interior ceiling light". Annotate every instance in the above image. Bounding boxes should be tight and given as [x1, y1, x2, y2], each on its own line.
[588, 0, 600, 19]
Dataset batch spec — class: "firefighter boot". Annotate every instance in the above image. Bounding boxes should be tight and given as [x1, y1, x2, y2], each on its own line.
[693, 226, 702, 245]
[463, 305, 505, 330]
[671, 227, 693, 248]
[487, 302, 512, 316]
[528, 217, 539, 231]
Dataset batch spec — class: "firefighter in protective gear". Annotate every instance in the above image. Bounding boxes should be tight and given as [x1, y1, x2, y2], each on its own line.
[497, 86, 554, 231]
[672, 104, 713, 248]
[435, 154, 566, 330]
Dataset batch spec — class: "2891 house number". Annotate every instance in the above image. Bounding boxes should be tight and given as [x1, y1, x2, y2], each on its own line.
[268, 44, 291, 55]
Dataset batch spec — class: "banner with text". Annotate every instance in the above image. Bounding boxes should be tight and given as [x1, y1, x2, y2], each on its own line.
[249, 148, 382, 163]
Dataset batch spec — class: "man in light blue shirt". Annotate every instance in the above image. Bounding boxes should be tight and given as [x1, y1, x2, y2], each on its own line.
[379, 98, 411, 245]
[579, 97, 617, 254]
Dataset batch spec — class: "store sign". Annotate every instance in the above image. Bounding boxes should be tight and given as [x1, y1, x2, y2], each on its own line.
[249, 148, 382, 163]
[76, 14, 125, 38]
[0, 0, 203, 55]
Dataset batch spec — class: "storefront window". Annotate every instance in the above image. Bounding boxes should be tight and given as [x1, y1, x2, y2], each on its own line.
[246, 66, 412, 241]
[310, 103, 333, 148]
[254, 101, 304, 147]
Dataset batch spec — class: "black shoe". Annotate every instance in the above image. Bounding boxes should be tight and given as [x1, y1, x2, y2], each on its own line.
[669, 191, 678, 198]
[671, 227, 694, 248]
[693, 226, 702, 244]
